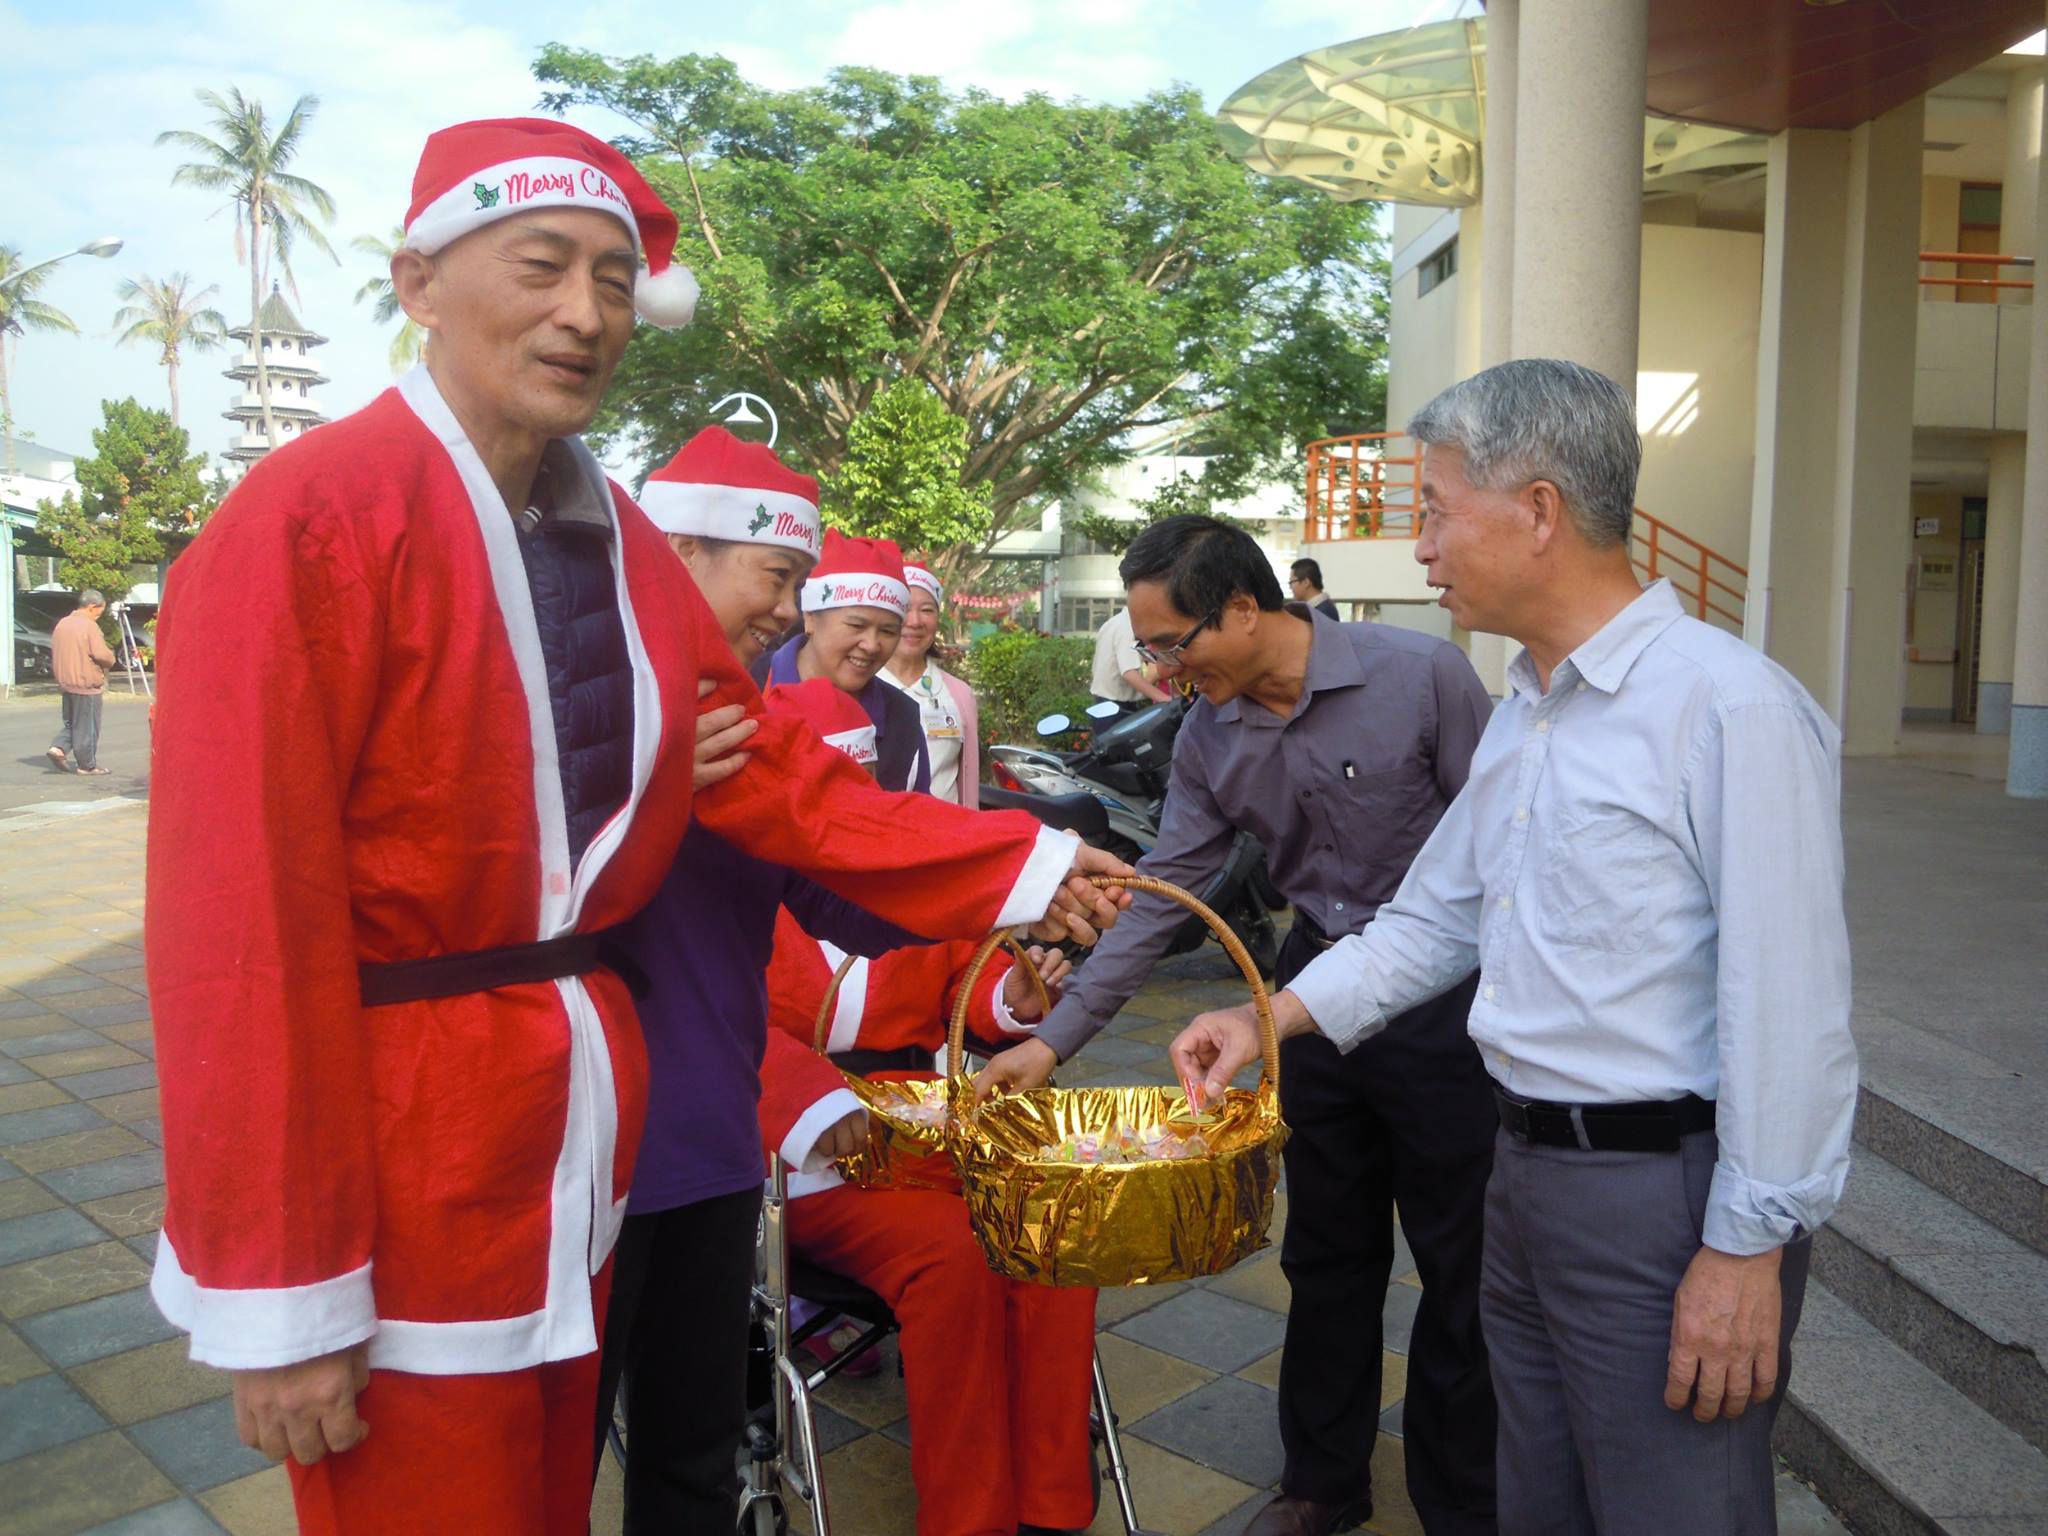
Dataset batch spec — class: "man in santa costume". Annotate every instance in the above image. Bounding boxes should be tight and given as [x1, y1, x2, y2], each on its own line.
[753, 682, 1102, 1536]
[145, 117, 1126, 1536]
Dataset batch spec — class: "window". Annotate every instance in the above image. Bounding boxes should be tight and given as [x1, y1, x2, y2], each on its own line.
[1417, 237, 1458, 297]
[1057, 597, 1121, 635]
[1061, 526, 1115, 557]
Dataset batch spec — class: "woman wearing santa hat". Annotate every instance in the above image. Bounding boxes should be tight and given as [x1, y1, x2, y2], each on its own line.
[884, 560, 982, 807]
[762, 530, 932, 792]
[600, 432, 1053, 1532]
[756, 680, 1101, 1536]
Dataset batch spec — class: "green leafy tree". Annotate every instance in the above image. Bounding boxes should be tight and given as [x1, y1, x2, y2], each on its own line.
[351, 226, 425, 371]
[34, 399, 216, 598]
[533, 50, 1387, 568]
[112, 273, 230, 426]
[158, 88, 337, 447]
[0, 243, 83, 473]
[1065, 468, 1254, 558]
[821, 378, 992, 572]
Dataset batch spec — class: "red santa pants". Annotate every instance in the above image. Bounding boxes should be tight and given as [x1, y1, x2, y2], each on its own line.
[789, 1181, 1098, 1536]
[287, 1271, 612, 1536]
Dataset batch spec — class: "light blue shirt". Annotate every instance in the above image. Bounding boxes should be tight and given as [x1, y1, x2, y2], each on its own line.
[1289, 581, 1857, 1256]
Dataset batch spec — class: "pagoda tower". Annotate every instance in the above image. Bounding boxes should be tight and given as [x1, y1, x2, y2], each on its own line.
[222, 284, 331, 470]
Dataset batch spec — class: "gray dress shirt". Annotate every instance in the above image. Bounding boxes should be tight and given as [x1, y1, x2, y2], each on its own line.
[1034, 606, 1494, 1060]
[1288, 581, 1858, 1256]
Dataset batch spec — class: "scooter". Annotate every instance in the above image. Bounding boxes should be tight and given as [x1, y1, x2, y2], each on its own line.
[985, 696, 1282, 977]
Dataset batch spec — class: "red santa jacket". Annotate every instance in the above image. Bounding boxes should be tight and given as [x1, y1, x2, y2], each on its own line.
[145, 367, 1076, 1375]
[757, 911, 1045, 1197]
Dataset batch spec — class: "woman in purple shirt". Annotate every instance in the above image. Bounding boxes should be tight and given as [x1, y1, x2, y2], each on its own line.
[596, 441, 931, 1530]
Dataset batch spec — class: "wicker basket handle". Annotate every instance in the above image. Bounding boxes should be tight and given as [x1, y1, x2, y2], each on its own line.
[946, 874, 1281, 1088]
[814, 937, 1052, 1054]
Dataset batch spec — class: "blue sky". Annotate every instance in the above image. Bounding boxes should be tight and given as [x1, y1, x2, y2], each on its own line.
[3, 0, 1450, 471]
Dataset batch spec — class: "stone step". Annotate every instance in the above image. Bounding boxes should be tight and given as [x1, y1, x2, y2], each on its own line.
[1816, 1146, 2048, 1453]
[1776, 1282, 2048, 1536]
[1851, 1010, 2048, 1257]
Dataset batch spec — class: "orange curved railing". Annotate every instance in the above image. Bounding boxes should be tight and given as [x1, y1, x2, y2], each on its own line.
[1304, 430, 1422, 541]
[1302, 430, 1747, 633]
[1919, 250, 2034, 292]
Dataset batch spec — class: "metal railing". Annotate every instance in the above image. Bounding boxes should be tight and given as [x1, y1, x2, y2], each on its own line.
[1631, 508, 1746, 632]
[1301, 430, 1748, 632]
[1304, 431, 1422, 541]
[1919, 250, 2034, 293]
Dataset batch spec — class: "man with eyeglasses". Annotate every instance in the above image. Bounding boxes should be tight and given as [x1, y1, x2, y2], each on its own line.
[978, 515, 1499, 1536]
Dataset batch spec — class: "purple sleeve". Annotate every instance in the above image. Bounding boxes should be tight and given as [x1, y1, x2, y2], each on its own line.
[781, 872, 929, 957]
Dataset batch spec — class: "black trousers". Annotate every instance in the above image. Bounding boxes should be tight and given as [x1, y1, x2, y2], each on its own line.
[1274, 923, 1498, 1534]
[592, 1187, 763, 1534]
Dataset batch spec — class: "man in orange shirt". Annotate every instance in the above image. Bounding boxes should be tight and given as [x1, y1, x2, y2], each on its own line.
[48, 589, 117, 775]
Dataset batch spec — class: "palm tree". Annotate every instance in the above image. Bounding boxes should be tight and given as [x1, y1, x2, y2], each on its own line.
[0, 244, 83, 474]
[157, 88, 336, 449]
[351, 227, 424, 371]
[112, 273, 229, 427]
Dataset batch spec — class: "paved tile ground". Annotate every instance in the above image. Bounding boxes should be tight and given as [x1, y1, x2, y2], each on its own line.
[2, 788, 1846, 1534]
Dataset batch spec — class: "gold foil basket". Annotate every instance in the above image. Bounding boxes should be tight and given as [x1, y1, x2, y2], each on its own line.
[817, 938, 1050, 1192]
[944, 875, 1287, 1288]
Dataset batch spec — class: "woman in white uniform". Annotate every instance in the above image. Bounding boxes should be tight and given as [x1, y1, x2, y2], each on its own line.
[883, 560, 981, 807]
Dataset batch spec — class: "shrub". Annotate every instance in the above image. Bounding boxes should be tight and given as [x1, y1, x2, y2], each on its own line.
[965, 630, 1096, 746]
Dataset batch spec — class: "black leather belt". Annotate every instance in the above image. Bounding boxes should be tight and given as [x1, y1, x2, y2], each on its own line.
[1293, 910, 1343, 952]
[358, 929, 626, 1007]
[829, 1045, 933, 1077]
[1492, 1085, 1716, 1153]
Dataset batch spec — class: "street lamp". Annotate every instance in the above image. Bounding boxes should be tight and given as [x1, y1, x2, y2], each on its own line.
[709, 390, 779, 448]
[2, 235, 125, 479]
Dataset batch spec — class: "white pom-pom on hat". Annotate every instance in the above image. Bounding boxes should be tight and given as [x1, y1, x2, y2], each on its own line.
[635, 262, 700, 330]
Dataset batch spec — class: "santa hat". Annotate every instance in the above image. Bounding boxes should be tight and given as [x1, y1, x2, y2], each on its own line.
[402, 117, 699, 329]
[903, 561, 942, 603]
[762, 679, 878, 767]
[800, 530, 910, 618]
[638, 426, 821, 558]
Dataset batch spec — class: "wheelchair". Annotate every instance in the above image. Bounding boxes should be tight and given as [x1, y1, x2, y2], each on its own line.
[734, 1151, 1160, 1535]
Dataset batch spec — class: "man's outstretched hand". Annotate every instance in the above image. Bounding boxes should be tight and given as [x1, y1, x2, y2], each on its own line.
[233, 1341, 371, 1466]
[974, 1037, 1060, 1101]
[1170, 990, 1317, 1110]
[1027, 843, 1135, 946]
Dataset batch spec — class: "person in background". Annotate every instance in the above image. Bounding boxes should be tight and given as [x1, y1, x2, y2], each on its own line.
[1089, 603, 1171, 705]
[48, 588, 116, 775]
[883, 560, 981, 807]
[1173, 359, 1856, 1536]
[763, 531, 929, 791]
[756, 675, 1096, 1536]
[1290, 558, 1342, 621]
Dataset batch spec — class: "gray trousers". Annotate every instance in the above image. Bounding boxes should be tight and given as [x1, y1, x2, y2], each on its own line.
[1481, 1127, 1811, 1536]
[52, 692, 103, 770]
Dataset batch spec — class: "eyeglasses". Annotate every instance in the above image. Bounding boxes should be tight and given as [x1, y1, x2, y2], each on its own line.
[1134, 610, 1219, 667]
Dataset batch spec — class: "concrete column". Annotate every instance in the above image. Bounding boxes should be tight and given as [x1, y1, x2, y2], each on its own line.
[1460, 0, 1517, 701]
[2011, 11, 2048, 796]
[1829, 99, 1923, 757]
[1981, 435, 2025, 733]
[1747, 130, 1851, 684]
[1479, 0, 1517, 370]
[2003, 66, 2043, 303]
[0, 513, 13, 690]
[1508, 0, 1647, 397]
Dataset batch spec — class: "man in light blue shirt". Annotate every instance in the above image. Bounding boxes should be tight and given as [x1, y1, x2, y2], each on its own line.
[1172, 359, 1857, 1536]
